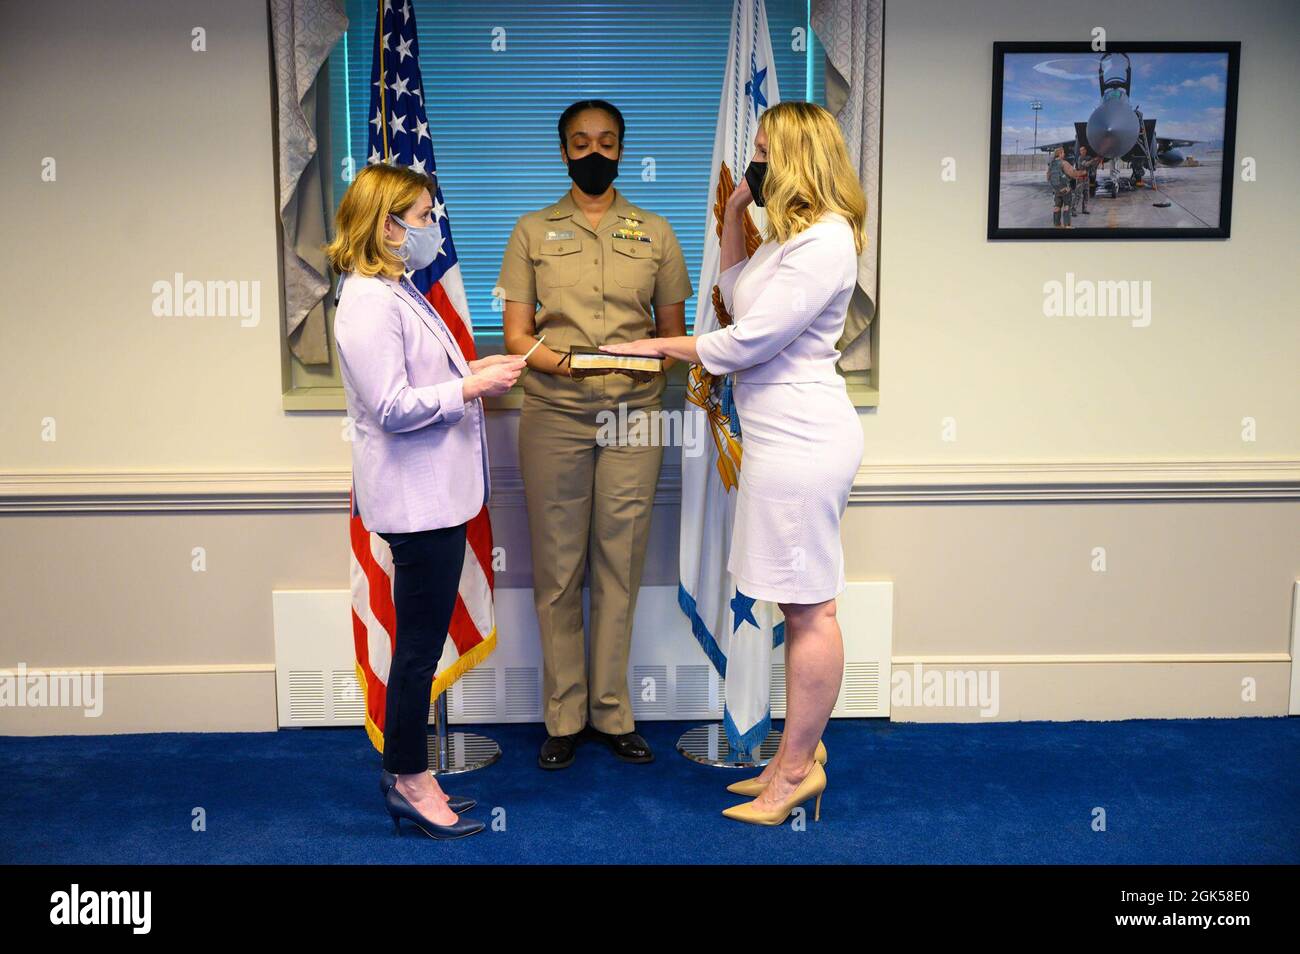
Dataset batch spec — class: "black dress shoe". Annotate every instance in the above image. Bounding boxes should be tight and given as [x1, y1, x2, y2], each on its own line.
[379, 770, 476, 814]
[538, 733, 579, 770]
[593, 729, 654, 764]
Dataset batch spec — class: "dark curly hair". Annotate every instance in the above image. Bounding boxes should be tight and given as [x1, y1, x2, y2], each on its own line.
[557, 99, 625, 151]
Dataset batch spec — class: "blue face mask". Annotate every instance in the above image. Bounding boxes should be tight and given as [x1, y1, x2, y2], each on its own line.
[389, 213, 442, 271]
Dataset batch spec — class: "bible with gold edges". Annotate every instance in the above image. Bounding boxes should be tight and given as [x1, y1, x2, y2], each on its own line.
[567, 345, 663, 374]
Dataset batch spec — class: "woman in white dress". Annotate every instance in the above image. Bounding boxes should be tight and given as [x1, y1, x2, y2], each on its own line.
[602, 101, 867, 826]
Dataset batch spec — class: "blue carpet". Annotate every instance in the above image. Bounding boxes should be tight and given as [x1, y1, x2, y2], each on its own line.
[2, 718, 1297, 864]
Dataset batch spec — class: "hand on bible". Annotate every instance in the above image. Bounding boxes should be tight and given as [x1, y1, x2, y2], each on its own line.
[600, 339, 666, 358]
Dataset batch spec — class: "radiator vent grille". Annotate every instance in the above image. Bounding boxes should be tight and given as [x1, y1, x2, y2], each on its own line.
[841, 662, 880, 711]
[675, 665, 713, 716]
[504, 667, 540, 720]
[332, 670, 366, 721]
[631, 665, 669, 717]
[287, 671, 326, 722]
[456, 667, 498, 720]
[770, 662, 787, 714]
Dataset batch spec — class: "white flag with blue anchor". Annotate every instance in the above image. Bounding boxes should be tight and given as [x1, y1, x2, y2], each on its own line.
[678, 0, 783, 759]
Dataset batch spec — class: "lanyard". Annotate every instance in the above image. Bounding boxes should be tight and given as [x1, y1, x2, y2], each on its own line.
[398, 276, 472, 373]
[400, 276, 452, 336]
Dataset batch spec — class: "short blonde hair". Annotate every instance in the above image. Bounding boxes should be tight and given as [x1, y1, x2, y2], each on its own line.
[759, 101, 867, 254]
[325, 163, 434, 279]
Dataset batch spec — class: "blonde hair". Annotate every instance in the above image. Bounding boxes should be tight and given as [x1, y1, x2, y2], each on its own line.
[325, 163, 434, 279]
[758, 101, 867, 254]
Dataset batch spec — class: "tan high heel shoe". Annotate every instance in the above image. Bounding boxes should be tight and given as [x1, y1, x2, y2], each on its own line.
[722, 761, 826, 826]
[725, 740, 827, 796]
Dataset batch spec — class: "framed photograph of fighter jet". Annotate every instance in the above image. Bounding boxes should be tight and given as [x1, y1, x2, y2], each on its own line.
[987, 41, 1240, 240]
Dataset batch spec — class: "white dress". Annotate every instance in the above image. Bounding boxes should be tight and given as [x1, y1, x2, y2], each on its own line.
[695, 213, 864, 604]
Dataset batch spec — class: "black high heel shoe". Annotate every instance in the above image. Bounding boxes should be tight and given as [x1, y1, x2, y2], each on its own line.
[379, 770, 476, 814]
[384, 786, 484, 840]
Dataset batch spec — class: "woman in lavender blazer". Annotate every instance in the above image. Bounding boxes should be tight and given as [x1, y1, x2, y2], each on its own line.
[327, 164, 524, 840]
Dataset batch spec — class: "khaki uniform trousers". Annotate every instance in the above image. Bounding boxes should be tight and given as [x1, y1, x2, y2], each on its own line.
[518, 394, 663, 737]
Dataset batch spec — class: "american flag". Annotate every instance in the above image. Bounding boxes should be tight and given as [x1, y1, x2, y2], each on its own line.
[349, 0, 497, 754]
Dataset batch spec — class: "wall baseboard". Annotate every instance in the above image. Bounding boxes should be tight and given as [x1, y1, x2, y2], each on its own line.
[3, 458, 1298, 512]
[0, 664, 275, 676]
[1290, 582, 1300, 716]
[2, 656, 1289, 735]
[894, 652, 1291, 665]
[0, 668, 276, 736]
[884, 658, 1293, 723]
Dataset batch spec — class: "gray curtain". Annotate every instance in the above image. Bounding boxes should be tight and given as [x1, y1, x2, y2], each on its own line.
[270, 0, 348, 366]
[811, 0, 884, 372]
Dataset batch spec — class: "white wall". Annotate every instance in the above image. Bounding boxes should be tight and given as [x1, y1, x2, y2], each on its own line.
[1, 0, 1296, 734]
[870, 0, 1299, 462]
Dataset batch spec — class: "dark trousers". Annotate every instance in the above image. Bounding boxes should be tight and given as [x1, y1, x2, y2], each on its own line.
[377, 523, 467, 774]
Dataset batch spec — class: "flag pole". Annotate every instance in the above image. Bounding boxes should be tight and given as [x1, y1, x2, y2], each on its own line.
[676, 723, 782, 768]
[377, 0, 388, 160]
[426, 690, 502, 776]
[674, 0, 787, 771]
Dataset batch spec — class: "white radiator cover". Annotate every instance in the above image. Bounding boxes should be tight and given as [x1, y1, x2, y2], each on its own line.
[273, 582, 893, 727]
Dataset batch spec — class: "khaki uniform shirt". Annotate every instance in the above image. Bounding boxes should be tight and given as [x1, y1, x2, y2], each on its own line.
[497, 188, 693, 411]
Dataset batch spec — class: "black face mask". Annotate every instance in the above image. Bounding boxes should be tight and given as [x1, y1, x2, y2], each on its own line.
[744, 159, 768, 207]
[567, 151, 620, 196]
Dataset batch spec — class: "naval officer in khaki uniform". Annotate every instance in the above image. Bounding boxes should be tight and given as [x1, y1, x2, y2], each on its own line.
[498, 100, 693, 770]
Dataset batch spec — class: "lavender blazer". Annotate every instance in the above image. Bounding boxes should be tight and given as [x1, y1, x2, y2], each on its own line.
[334, 272, 489, 534]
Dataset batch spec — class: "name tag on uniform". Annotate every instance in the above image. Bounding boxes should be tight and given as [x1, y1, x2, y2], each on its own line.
[545, 229, 575, 240]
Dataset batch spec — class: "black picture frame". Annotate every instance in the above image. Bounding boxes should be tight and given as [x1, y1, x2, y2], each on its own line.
[987, 41, 1240, 240]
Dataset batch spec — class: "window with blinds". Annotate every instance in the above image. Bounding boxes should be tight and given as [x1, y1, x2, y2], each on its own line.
[325, 0, 824, 332]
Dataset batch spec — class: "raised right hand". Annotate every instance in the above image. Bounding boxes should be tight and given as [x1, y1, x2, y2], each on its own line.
[727, 174, 753, 212]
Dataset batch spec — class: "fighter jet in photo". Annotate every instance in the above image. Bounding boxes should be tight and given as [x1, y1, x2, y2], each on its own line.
[1037, 52, 1200, 198]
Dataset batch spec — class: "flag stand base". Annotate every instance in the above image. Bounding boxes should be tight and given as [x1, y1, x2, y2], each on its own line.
[675, 723, 782, 768]
[425, 693, 501, 776]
